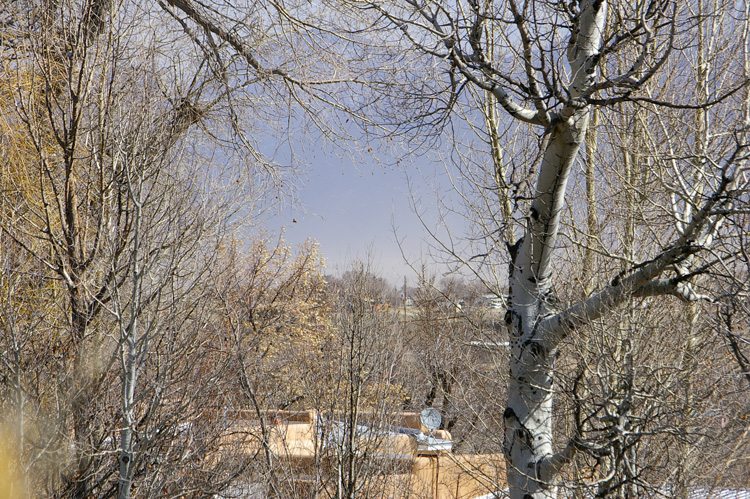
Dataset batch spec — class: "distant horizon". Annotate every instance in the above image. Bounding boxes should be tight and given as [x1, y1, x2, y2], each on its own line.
[262, 149, 468, 287]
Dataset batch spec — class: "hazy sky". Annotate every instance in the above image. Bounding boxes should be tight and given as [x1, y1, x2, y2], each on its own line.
[264, 148, 455, 286]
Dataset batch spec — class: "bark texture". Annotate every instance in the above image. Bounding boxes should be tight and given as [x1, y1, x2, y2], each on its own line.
[503, 2, 607, 497]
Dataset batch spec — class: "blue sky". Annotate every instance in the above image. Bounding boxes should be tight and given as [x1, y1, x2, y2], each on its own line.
[265, 152, 435, 285]
[257, 132, 478, 287]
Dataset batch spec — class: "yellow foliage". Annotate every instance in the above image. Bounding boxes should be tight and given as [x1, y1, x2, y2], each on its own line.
[0, 70, 36, 214]
[0, 427, 26, 499]
[218, 235, 334, 406]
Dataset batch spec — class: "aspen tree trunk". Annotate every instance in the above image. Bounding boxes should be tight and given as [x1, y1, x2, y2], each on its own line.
[597, 107, 641, 499]
[571, 107, 599, 499]
[676, 2, 712, 493]
[483, 18, 514, 246]
[503, 2, 606, 497]
[117, 179, 143, 499]
[583, 108, 599, 296]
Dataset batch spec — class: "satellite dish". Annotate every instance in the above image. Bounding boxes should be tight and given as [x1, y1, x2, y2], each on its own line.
[420, 408, 442, 432]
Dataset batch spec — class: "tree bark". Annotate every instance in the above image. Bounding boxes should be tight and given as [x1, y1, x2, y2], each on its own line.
[503, 2, 607, 497]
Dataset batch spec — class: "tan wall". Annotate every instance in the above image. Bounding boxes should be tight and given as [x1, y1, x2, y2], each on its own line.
[410, 453, 506, 499]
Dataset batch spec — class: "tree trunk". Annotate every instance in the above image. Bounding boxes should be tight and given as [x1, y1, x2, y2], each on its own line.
[504, 116, 590, 499]
[503, 2, 607, 497]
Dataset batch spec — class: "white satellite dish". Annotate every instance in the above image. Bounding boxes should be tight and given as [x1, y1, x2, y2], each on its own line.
[420, 408, 442, 432]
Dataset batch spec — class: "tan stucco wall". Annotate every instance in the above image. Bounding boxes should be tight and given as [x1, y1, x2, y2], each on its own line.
[410, 453, 506, 499]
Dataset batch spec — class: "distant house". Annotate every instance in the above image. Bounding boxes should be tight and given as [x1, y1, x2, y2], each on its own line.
[216, 410, 506, 499]
[401, 292, 414, 307]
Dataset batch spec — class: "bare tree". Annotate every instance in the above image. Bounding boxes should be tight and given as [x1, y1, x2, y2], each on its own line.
[316, 1, 750, 497]
[319, 262, 408, 499]
[0, 1, 264, 496]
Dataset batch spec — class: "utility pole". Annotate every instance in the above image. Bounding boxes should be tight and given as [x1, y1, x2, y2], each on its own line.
[403, 276, 408, 317]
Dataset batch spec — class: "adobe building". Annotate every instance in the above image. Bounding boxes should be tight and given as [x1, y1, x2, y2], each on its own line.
[219, 409, 506, 499]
